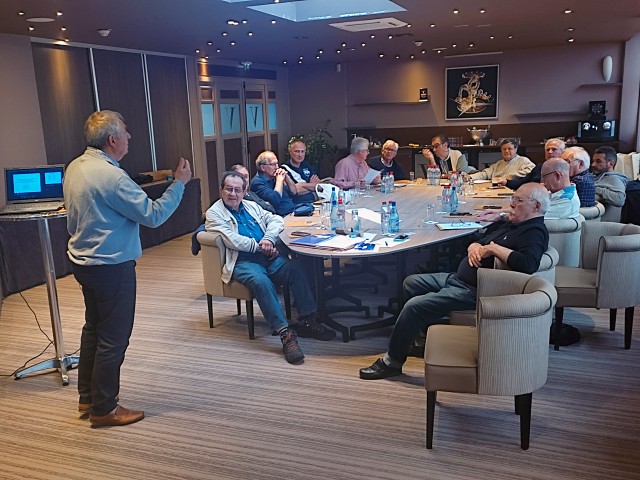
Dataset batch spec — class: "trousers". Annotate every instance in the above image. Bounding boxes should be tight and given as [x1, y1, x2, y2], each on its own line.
[73, 261, 136, 416]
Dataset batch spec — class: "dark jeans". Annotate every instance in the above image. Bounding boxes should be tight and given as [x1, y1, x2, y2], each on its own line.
[387, 272, 476, 365]
[73, 261, 136, 416]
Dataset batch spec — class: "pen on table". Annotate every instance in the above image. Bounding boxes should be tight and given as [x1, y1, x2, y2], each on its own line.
[385, 240, 389, 246]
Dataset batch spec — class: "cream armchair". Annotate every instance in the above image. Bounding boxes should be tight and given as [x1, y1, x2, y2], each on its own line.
[545, 215, 584, 267]
[197, 230, 291, 339]
[554, 221, 640, 350]
[580, 202, 605, 222]
[424, 269, 557, 450]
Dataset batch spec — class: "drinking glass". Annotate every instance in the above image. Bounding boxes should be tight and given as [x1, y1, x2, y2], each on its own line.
[320, 202, 331, 229]
[409, 171, 415, 182]
[361, 180, 372, 197]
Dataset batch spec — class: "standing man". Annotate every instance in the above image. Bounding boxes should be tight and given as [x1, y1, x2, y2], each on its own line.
[592, 146, 627, 221]
[250, 150, 300, 216]
[334, 137, 380, 189]
[561, 146, 596, 207]
[422, 134, 471, 175]
[207, 171, 335, 364]
[65, 110, 192, 426]
[505, 138, 565, 190]
[367, 139, 406, 180]
[281, 138, 320, 203]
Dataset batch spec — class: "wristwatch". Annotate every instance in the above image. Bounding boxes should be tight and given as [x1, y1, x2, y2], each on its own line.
[499, 212, 508, 221]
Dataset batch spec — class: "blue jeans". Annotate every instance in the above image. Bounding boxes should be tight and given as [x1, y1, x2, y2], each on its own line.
[232, 255, 316, 331]
[387, 272, 476, 365]
[73, 261, 136, 416]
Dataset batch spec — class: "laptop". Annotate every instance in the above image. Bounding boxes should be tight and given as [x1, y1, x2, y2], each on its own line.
[0, 164, 65, 215]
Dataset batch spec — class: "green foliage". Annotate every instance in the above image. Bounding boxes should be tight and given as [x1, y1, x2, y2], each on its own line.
[289, 119, 338, 174]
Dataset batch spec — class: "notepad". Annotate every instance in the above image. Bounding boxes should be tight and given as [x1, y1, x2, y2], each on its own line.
[436, 222, 483, 231]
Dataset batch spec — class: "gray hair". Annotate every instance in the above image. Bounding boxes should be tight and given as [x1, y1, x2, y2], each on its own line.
[255, 150, 276, 169]
[220, 171, 247, 191]
[383, 139, 399, 150]
[84, 110, 126, 149]
[564, 146, 590, 166]
[520, 183, 551, 215]
[545, 137, 566, 152]
[350, 137, 369, 154]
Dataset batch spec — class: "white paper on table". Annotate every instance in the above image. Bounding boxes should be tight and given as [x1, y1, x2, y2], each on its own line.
[348, 207, 381, 224]
[472, 179, 492, 184]
[364, 168, 380, 185]
[317, 235, 363, 250]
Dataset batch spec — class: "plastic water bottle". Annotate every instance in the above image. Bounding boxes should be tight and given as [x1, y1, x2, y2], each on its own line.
[337, 197, 346, 231]
[350, 210, 361, 237]
[450, 171, 458, 190]
[330, 186, 337, 204]
[380, 173, 387, 194]
[389, 201, 400, 234]
[441, 186, 450, 212]
[449, 186, 459, 213]
[388, 172, 395, 193]
[381, 201, 390, 235]
[330, 199, 338, 231]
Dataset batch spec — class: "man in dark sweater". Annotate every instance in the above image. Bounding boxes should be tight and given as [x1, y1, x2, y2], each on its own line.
[359, 182, 550, 380]
[505, 138, 565, 190]
[367, 139, 406, 180]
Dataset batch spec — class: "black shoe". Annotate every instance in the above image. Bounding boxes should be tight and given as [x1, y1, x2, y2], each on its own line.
[408, 343, 425, 358]
[359, 358, 402, 380]
[293, 314, 336, 341]
[280, 329, 305, 364]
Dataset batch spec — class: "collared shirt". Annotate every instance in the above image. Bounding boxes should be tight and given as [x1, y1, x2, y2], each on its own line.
[226, 202, 265, 262]
[571, 169, 596, 207]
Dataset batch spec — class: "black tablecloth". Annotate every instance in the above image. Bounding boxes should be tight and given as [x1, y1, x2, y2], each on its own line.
[0, 178, 201, 298]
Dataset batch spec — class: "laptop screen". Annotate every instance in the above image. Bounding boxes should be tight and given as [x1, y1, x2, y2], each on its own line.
[4, 165, 65, 203]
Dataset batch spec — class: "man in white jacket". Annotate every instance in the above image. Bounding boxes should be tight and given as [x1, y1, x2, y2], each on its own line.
[205, 171, 335, 364]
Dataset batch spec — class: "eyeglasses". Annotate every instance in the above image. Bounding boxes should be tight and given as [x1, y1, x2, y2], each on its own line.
[262, 162, 279, 167]
[383, 147, 398, 152]
[431, 143, 443, 149]
[223, 187, 244, 194]
[541, 171, 557, 179]
[511, 195, 535, 204]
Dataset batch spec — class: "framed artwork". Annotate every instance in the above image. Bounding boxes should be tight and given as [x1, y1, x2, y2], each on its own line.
[445, 65, 499, 120]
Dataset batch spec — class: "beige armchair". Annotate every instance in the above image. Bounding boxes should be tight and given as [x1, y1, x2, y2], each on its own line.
[545, 215, 584, 267]
[424, 269, 557, 450]
[554, 221, 640, 350]
[580, 202, 605, 222]
[197, 230, 291, 339]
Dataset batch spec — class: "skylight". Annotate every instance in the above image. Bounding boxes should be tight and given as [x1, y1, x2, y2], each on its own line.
[248, 0, 406, 22]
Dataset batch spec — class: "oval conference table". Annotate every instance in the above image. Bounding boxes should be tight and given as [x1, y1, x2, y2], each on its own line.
[279, 180, 512, 342]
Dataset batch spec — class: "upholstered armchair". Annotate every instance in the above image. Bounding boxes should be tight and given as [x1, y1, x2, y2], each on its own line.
[424, 269, 557, 450]
[494, 244, 559, 283]
[197, 230, 291, 339]
[545, 215, 584, 267]
[580, 202, 605, 222]
[554, 221, 640, 350]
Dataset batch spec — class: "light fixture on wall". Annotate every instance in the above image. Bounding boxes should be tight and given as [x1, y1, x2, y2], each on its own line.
[602, 55, 613, 83]
[336, 63, 342, 73]
[240, 61, 252, 70]
[97, 28, 111, 37]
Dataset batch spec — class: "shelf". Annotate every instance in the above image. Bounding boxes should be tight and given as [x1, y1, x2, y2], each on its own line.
[579, 82, 622, 88]
[350, 100, 429, 107]
[514, 111, 582, 118]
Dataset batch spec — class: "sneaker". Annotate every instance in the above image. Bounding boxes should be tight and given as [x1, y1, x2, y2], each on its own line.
[359, 358, 402, 380]
[280, 329, 305, 364]
[294, 314, 336, 341]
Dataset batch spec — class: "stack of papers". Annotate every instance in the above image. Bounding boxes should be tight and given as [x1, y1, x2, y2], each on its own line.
[290, 232, 377, 251]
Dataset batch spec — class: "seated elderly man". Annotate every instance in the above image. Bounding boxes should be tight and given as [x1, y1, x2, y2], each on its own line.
[230, 164, 275, 213]
[334, 137, 380, 189]
[359, 182, 550, 380]
[206, 171, 336, 364]
[561, 147, 596, 207]
[250, 150, 307, 216]
[422, 134, 472, 175]
[281, 138, 320, 204]
[592, 146, 627, 215]
[367, 139, 406, 180]
[479, 158, 580, 221]
[505, 137, 565, 190]
[470, 138, 534, 183]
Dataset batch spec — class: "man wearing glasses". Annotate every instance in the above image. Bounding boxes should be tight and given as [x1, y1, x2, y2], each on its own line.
[367, 139, 406, 180]
[250, 150, 300, 216]
[334, 137, 381, 189]
[206, 171, 336, 364]
[359, 182, 550, 380]
[422, 134, 471, 175]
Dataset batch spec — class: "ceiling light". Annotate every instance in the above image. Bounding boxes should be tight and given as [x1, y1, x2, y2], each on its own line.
[222, 32, 228, 36]
[370, 34, 375, 39]
[452, 43, 457, 47]
[227, 19, 237, 25]
[27, 17, 54, 23]
[230, 41, 236, 46]
[568, 37, 575, 43]
[195, 49, 200, 53]
[56, 11, 63, 16]
[437, 50, 442, 54]
[361, 42, 366, 47]
[564, 9, 572, 14]
[480, 9, 486, 14]
[379, 53, 385, 58]
[248, 32, 253, 36]
[395, 55, 400, 59]
[489, 35, 494, 39]
[283, 60, 287, 64]
[453, 9, 459, 14]
[242, 20, 248, 24]
[298, 59, 303, 64]
[410, 55, 415, 59]
[207, 41, 213, 45]
[430, 23, 436, 28]
[316, 55, 320, 59]
[205, 56, 209, 60]
[64, 38, 69, 42]
[469, 42, 475, 47]
[216, 48, 221, 53]
[97, 28, 111, 37]
[271, 20, 276, 24]
[28, 25, 34, 31]
[407, 24, 411, 28]
[508, 35, 513, 39]
[341, 42, 346, 47]
[18, 11, 25, 16]
[318, 49, 324, 54]
[388, 35, 393, 39]
[421, 49, 426, 54]
[336, 49, 341, 54]
[566, 27, 574, 32]
[299, 56, 303, 59]
[61, 27, 66, 31]
[274, 0, 280, 3]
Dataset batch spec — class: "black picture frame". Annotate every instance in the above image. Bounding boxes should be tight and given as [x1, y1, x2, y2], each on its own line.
[445, 65, 499, 120]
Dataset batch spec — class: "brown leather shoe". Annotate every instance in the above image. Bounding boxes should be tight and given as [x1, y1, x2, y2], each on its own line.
[79, 395, 119, 417]
[90, 405, 144, 427]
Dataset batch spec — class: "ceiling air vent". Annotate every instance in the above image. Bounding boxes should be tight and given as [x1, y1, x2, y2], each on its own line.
[330, 17, 407, 32]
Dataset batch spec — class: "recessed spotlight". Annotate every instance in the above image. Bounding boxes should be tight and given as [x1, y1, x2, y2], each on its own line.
[508, 35, 513, 39]
[379, 53, 384, 58]
[430, 23, 436, 28]
[489, 35, 494, 39]
[564, 9, 572, 14]
[316, 55, 320, 59]
[64, 38, 69, 42]
[480, 9, 486, 14]
[283, 60, 287, 64]
[361, 42, 366, 47]
[242, 20, 248, 24]
[216, 48, 221, 53]
[61, 26, 66, 31]
[227, 20, 236, 25]
[298, 59, 303, 64]
[299, 56, 303, 60]
[341, 42, 346, 47]
[566, 27, 574, 32]
[452, 43, 457, 48]
[469, 42, 475, 47]
[271, 20, 277, 24]
[275, 0, 280, 3]
[336, 49, 341, 54]
[18, 11, 25, 16]
[318, 49, 324, 54]
[222, 32, 228, 36]
[410, 55, 415, 59]
[453, 9, 459, 14]
[370, 34, 375, 39]
[437, 49, 442, 54]
[207, 41, 213, 45]
[421, 50, 426, 54]
[230, 41, 236, 46]
[248, 32, 253, 36]
[388, 35, 393, 39]
[568, 37, 575, 43]
[407, 24, 412, 28]
[56, 11, 63, 16]
[395, 55, 400, 59]
[204, 56, 209, 60]
[195, 49, 200, 53]
[28, 25, 34, 31]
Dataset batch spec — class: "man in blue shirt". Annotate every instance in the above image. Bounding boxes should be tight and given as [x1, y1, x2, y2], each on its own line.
[206, 171, 335, 364]
[281, 139, 320, 203]
[562, 146, 596, 207]
[65, 110, 192, 426]
[250, 151, 301, 216]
